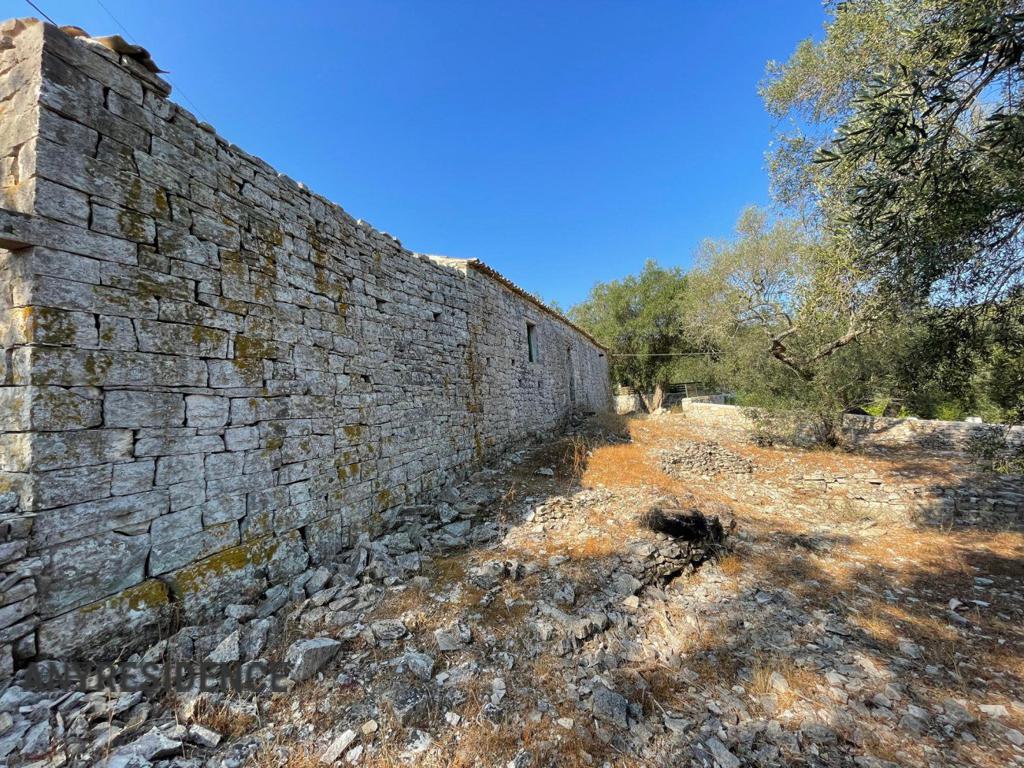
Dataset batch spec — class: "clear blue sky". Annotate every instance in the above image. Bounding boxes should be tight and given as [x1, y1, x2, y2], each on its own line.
[16, 0, 825, 307]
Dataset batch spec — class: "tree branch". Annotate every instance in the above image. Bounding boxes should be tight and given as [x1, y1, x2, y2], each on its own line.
[769, 327, 815, 381]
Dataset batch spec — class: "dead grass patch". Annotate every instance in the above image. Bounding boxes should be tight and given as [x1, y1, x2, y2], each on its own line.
[188, 697, 258, 739]
[749, 654, 819, 710]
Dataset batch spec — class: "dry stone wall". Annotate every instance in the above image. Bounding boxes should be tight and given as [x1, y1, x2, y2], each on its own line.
[0, 18, 610, 674]
[673, 403, 1024, 527]
[677, 402, 1024, 453]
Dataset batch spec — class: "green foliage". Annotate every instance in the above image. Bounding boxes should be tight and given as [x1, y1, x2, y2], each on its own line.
[884, 298, 1024, 422]
[761, 0, 938, 214]
[966, 424, 1024, 475]
[569, 261, 711, 407]
[685, 208, 896, 442]
[764, 0, 1024, 306]
[566, 1, 1024, 436]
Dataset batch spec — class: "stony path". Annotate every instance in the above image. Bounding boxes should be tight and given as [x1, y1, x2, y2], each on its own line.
[1, 414, 1022, 767]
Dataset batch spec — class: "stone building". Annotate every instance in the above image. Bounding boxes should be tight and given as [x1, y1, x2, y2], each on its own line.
[0, 18, 610, 675]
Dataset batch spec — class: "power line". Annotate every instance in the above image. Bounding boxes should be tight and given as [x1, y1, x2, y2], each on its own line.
[25, 0, 211, 123]
[91, 0, 211, 124]
[607, 352, 715, 358]
[23, 0, 57, 25]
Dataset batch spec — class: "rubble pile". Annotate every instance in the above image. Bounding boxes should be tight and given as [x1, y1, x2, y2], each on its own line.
[658, 441, 756, 479]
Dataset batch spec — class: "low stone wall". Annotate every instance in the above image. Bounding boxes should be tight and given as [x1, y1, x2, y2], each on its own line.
[667, 404, 1024, 528]
[657, 425, 1024, 530]
[613, 393, 642, 415]
[614, 393, 726, 415]
[785, 468, 1024, 527]
[0, 19, 610, 674]
[676, 402, 1024, 453]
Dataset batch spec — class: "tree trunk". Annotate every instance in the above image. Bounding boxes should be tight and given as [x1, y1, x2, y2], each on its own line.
[637, 383, 666, 413]
[651, 382, 666, 411]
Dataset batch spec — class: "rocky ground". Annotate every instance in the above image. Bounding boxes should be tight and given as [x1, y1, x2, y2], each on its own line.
[1, 413, 1022, 767]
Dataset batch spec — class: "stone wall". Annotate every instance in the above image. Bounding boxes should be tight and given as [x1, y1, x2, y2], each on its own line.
[676, 402, 1024, 453]
[671, 403, 1024, 528]
[0, 18, 610, 673]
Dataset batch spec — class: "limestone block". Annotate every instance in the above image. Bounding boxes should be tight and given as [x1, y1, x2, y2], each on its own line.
[135, 319, 230, 358]
[0, 595, 36, 633]
[135, 429, 224, 457]
[0, 613, 36, 647]
[169, 480, 206, 511]
[265, 529, 309, 584]
[155, 454, 205, 486]
[243, 486, 286, 541]
[33, 177, 90, 227]
[0, 306, 98, 348]
[304, 512, 350, 564]
[0, 172, 138, 261]
[0, 540, 27, 567]
[36, 579, 170, 659]
[0, 578, 36, 610]
[28, 463, 112, 511]
[157, 225, 218, 266]
[186, 394, 229, 427]
[207, 469, 273, 499]
[90, 203, 156, 244]
[30, 489, 168, 548]
[150, 520, 239, 576]
[0, 386, 101, 432]
[150, 509, 202, 543]
[111, 460, 155, 495]
[160, 539, 271, 623]
[208, 359, 265, 388]
[13, 348, 207, 387]
[0, 428, 131, 472]
[38, 530, 150, 616]
[274, 499, 327, 534]
[105, 390, 185, 428]
[205, 451, 244, 480]
[200, 493, 246, 527]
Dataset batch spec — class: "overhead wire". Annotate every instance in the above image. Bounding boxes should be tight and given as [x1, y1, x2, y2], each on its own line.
[22, 0, 211, 124]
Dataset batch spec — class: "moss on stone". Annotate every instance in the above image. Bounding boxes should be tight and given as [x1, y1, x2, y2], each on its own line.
[78, 578, 169, 615]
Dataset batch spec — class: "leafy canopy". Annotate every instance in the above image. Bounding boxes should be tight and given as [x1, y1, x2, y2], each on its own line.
[569, 261, 709, 405]
[764, 0, 1024, 306]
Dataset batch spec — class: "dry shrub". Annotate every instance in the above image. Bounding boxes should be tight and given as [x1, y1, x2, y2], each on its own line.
[189, 698, 258, 739]
[717, 553, 744, 578]
[561, 434, 592, 478]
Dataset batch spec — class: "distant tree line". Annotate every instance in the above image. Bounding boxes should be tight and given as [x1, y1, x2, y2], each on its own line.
[570, 0, 1024, 438]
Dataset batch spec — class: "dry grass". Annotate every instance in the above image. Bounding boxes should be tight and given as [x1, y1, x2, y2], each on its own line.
[748, 654, 820, 711]
[188, 698, 258, 739]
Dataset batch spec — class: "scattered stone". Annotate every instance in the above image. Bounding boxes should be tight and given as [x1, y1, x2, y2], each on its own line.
[206, 630, 241, 663]
[979, 703, 1009, 719]
[370, 619, 407, 642]
[187, 724, 222, 748]
[706, 736, 741, 768]
[383, 684, 430, 727]
[943, 697, 976, 727]
[285, 637, 342, 682]
[590, 684, 629, 728]
[402, 651, 435, 681]
[321, 729, 357, 764]
[434, 622, 472, 651]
